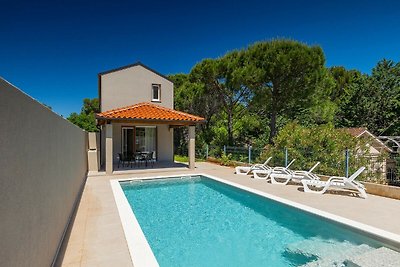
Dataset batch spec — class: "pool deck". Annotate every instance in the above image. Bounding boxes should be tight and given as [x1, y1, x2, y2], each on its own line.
[57, 162, 400, 266]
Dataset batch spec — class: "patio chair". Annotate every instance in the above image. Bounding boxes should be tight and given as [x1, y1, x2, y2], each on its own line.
[145, 151, 155, 167]
[301, 167, 367, 198]
[269, 162, 321, 185]
[235, 157, 272, 175]
[117, 153, 130, 168]
[134, 152, 145, 167]
[252, 159, 296, 179]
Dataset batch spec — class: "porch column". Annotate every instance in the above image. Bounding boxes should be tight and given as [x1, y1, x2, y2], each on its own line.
[105, 123, 113, 175]
[188, 125, 195, 169]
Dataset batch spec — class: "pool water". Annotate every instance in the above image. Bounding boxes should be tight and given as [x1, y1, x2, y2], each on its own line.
[121, 176, 383, 266]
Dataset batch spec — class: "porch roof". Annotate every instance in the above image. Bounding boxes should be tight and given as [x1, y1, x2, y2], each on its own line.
[96, 102, 205, 125]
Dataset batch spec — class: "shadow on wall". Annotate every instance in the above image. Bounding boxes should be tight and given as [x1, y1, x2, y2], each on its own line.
[0, 77, 88, 267]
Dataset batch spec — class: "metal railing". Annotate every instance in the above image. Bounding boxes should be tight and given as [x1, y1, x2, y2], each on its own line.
[199, 145, 399, 186]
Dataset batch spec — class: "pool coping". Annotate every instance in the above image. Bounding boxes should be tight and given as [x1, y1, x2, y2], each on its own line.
[110, 173, 400, 266]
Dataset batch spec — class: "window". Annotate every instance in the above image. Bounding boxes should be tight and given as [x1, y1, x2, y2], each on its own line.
[152, 84, 161, 102]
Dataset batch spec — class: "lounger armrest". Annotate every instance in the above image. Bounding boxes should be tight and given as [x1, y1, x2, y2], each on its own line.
[273, 168, 292, 175]
[250, 164, 268, 171]
[293, 170, 308, 175]
[327, 176, 344, 182]
[328, 178, 345, 184]
[309, 173, 320, 180]
[273, 167, 286, 171]
[352, 181, 366, 189]
[251, 164, 269, 170]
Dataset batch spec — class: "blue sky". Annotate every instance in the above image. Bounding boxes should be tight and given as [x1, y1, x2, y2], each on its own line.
[1, 0, 399, 117]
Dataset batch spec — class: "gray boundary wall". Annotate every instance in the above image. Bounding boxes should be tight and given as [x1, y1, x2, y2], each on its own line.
[0, 78, 88, 267]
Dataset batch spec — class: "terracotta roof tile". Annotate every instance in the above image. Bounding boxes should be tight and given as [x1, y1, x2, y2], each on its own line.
[96, 102, 205, 123]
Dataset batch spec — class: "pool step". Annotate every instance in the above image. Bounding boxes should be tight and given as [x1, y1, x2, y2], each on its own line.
[345, 247, 400, 267]
[286, 237, 374, 266]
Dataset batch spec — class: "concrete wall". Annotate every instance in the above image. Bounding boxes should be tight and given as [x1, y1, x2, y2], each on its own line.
[87, 132, 99, 172]
[100, 64, 174, 112]
[0, 78, 88, 267]
[157, 124, 174, 162]
[103, 123, 173, 163]
[112, 123, 122, 162]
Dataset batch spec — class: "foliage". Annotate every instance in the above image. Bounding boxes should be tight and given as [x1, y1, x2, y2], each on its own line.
[67, 98, 100, 132]
[293, 68, 337, 125]
[171, 41, 399, 186]
[170, 73, 220, 151]
[220, 153, 233, 166]
[259, 122, 371, 177]
[189, 51, 257, 145]
[335, 59, 400, 135]
[247, 39, 327, 143]
[174, 155, 188, 162]
[174, 155, 205, 163]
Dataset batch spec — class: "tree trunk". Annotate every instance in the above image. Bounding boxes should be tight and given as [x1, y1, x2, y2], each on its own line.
[227, 111, 233, 146]
[269, 108, 277, 144]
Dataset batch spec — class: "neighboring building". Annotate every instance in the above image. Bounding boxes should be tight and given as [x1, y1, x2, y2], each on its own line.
[96, 62, 205, 174]
[344, 127, 395, 181]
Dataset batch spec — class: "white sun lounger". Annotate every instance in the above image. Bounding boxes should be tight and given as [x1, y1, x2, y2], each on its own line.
[252, 159, 296, 179]
[301, 167, 367, 198]
[269, 162, 321, 185]
[235, 157, 272, 175]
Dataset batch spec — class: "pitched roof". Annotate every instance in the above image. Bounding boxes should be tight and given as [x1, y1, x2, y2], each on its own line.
[96, 102, 205, 124]
[342, 127, 393, 153]
[98, 62, 173, 83]
[343, 127, 368, 137]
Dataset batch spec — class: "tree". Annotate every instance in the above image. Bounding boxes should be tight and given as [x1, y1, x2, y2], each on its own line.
[292, 68, 336, 125]
[67, 98, 100, 132]
[247, 39, 326, 143]
[189, 51, 257, 145]
[336, 59, 400, 135]
[370, 59, 400, 135]
[329, 66, 361, 105]
[169, 73, 220, 152]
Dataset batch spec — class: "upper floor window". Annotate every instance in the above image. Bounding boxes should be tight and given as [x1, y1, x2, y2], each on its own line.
[152, 84, 161, 102]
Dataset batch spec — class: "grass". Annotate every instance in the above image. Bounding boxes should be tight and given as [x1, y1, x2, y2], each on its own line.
[174, 155, 205, 163]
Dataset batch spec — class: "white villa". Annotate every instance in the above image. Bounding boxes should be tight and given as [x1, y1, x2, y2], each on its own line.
[95, 62, 205, 174]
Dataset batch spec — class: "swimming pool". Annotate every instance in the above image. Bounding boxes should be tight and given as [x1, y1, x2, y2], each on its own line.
[112, 174, 399, 266]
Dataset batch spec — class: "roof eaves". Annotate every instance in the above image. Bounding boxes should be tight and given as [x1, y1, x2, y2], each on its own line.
[359, 130, 394, 153]
[96, 116, 205, 123]
[98, 62, 174, 83]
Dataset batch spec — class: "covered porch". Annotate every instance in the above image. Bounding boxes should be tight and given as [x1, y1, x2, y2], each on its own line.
[96, 102, 205, 174]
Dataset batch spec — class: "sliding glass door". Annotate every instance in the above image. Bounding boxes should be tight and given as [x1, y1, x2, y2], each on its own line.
[122, 127, 134, 155]
[122, 126, 157, 160]
[135, 126, 156, 159]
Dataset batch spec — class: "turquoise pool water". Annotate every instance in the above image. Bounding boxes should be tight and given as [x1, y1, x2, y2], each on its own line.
[121, 176, 384, 266]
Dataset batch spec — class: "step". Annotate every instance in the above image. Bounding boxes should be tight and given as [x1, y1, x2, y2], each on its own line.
[345, 247, 400, 267]
[285, 237, 374, 266]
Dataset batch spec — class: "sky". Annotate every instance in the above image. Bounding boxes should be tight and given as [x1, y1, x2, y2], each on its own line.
[1, 0, 399, 117]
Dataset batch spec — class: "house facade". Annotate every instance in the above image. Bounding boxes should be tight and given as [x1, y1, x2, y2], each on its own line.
[345, 127, 395, 180]
[96, 62, 204, 174]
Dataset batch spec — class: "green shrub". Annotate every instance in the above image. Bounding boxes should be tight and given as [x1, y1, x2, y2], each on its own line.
[259, 122, 373, 178]
[220, 153, 233, 166]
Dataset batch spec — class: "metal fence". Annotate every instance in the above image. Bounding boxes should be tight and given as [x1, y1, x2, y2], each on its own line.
[201, 145, 400, 186]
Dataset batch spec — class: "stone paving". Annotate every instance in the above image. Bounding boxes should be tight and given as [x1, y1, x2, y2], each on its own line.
[57, 162, 400, 266]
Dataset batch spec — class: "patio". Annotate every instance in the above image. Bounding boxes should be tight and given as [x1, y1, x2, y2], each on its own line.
[92, 161, 189, 176]
[56, 162, 400, 266]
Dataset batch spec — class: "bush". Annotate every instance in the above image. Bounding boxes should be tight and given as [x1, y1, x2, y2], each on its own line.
[259, 122, 372, 178]
[220, 153, 233, 166]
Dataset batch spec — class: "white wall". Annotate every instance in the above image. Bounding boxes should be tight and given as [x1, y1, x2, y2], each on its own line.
[100, 64, 174, 111]
[0, 77, 88, 267]
[157, 124, 174, 162]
